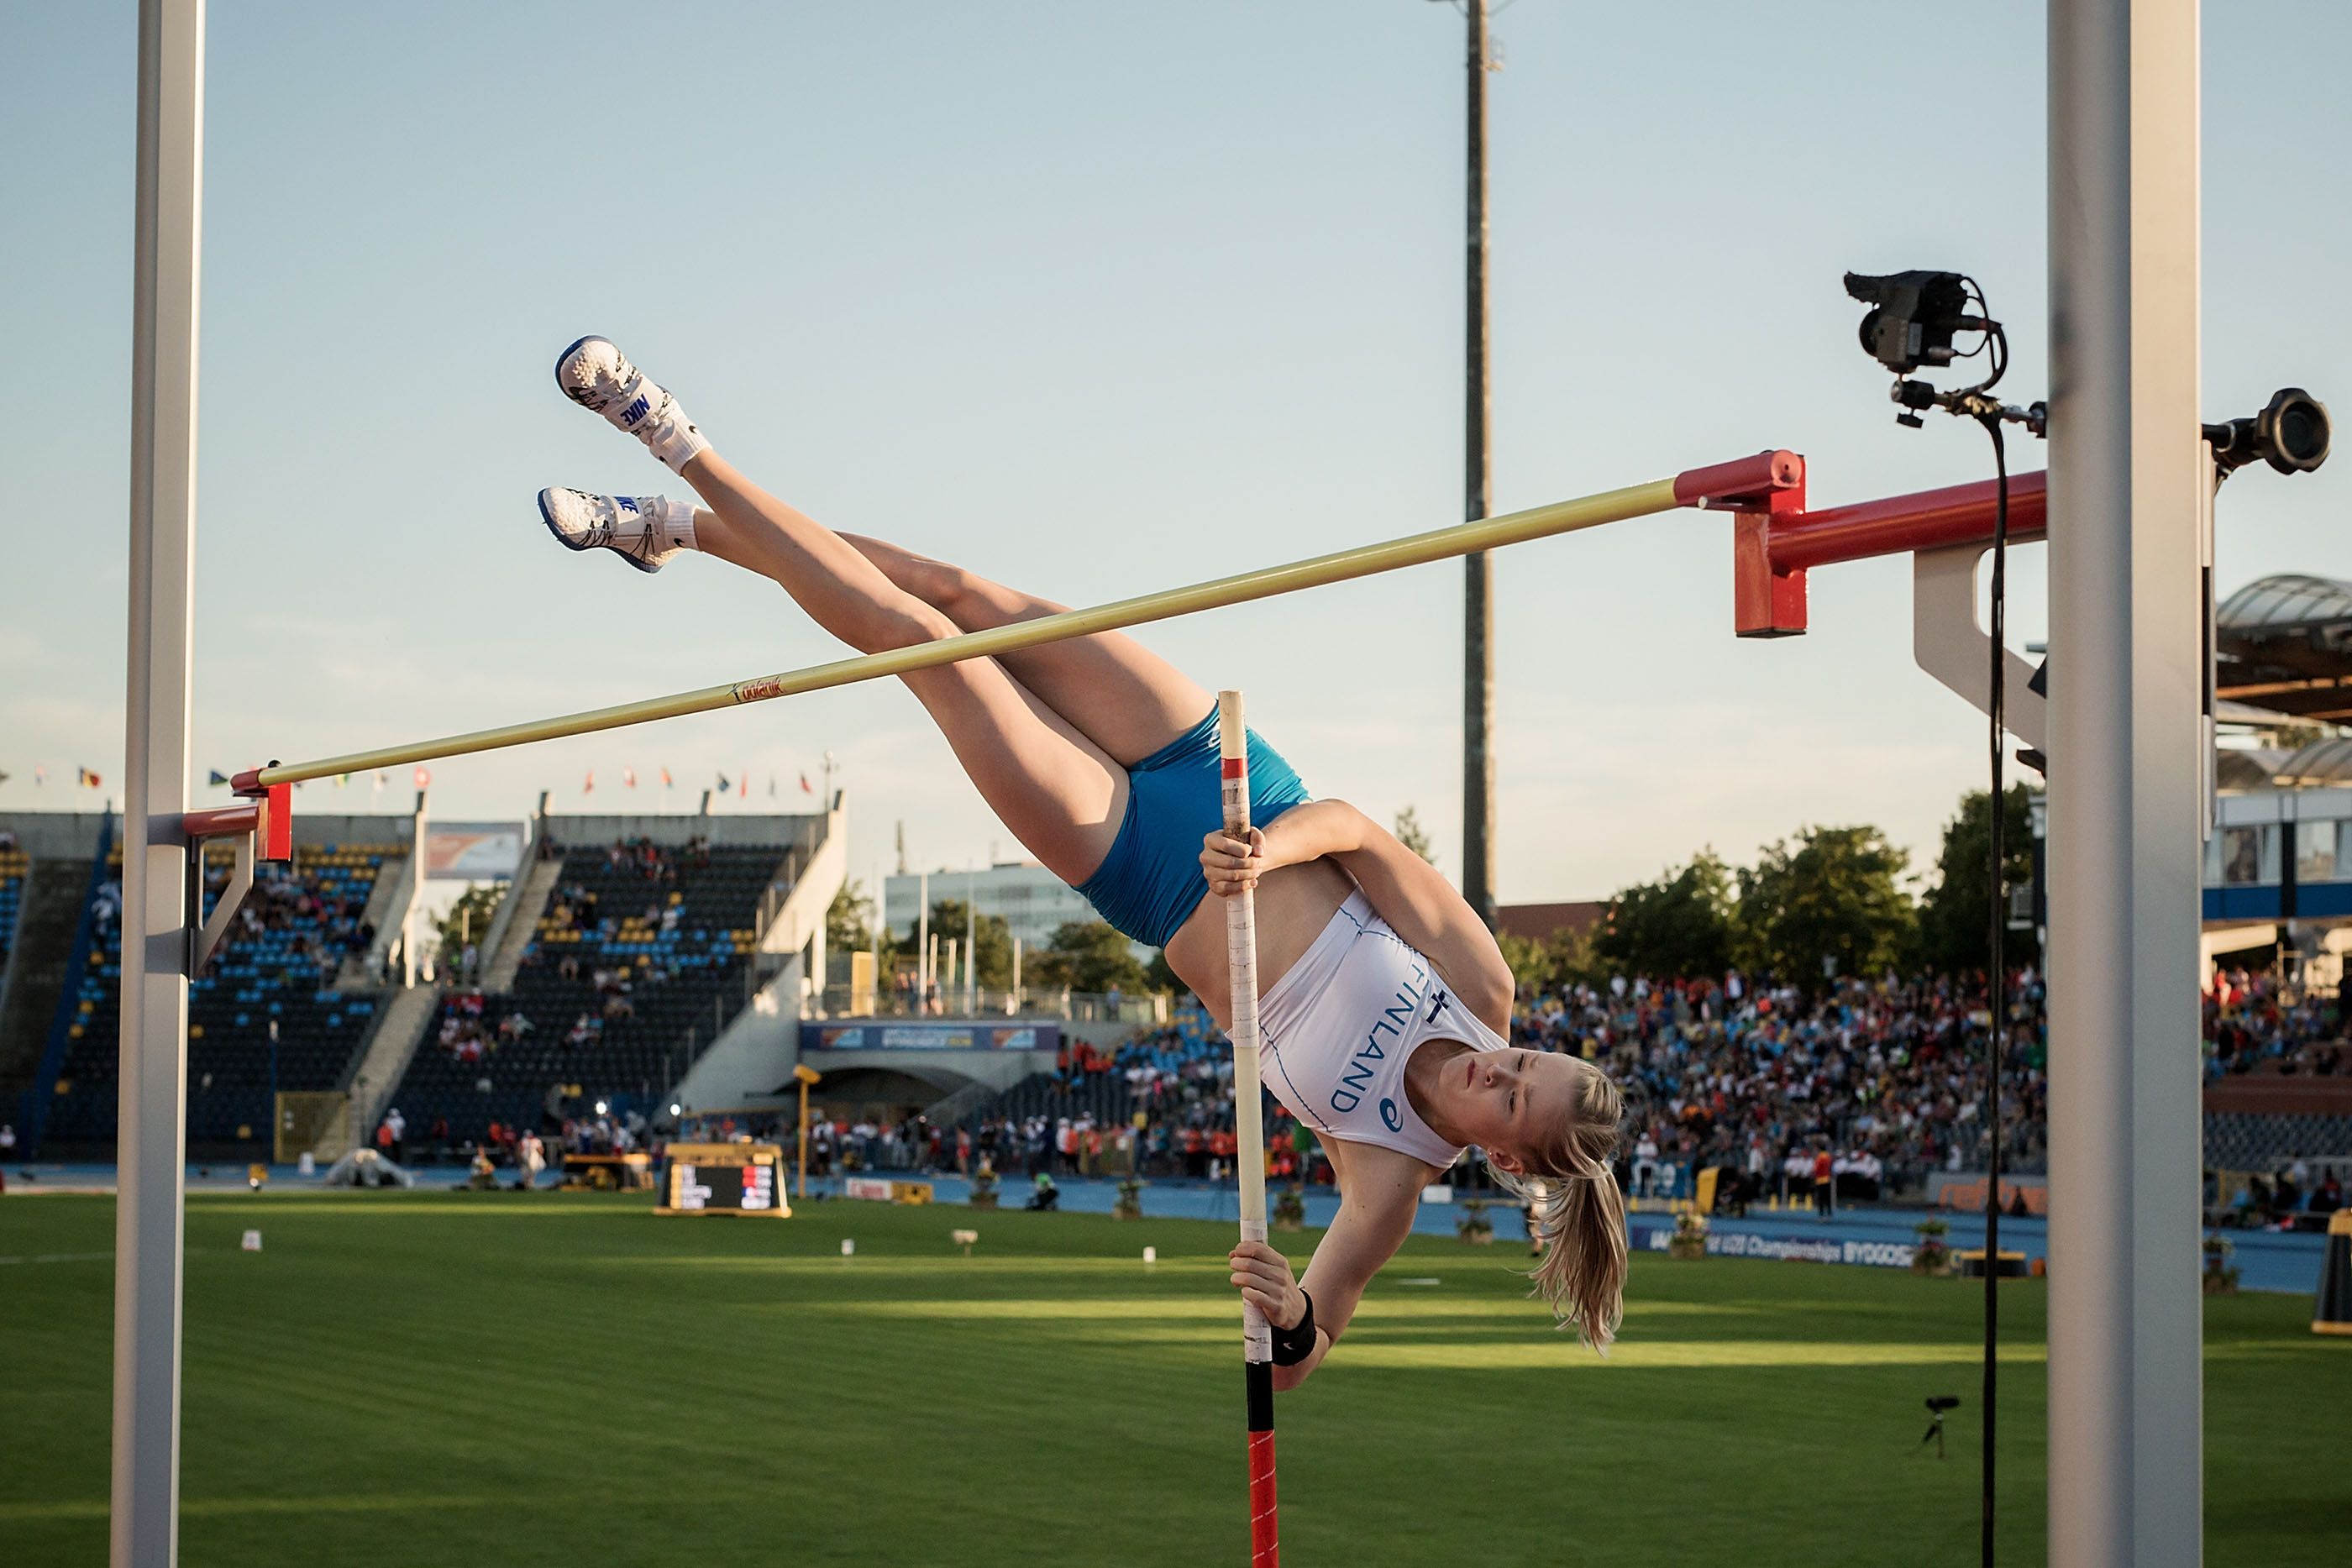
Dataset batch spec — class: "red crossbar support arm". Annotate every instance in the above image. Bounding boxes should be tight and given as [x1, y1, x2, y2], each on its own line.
[1670, 451, 1814, 638]
[186, 784, 293, 861]
[1673, 449, 1805, 509]
[1733, 469, 2051, 637]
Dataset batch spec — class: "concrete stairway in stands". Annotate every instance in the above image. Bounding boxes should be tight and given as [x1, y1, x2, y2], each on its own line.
[334, 981, 444, 1156]
[478, 857, 563, 993]
[0, 860, 96, 1118]
[336, 850, 417, 991]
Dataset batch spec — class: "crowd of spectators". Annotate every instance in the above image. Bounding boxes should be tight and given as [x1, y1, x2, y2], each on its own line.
[1509, 970, 2050, 1203]
[2204, 967, 2345, 1078]
[433, 989, 541, 1063]
[904, 970, 2058, 1204]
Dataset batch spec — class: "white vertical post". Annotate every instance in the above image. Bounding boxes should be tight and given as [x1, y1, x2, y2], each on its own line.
[118, 4, 204, 1566]
[2046, 3, 2204, 1565]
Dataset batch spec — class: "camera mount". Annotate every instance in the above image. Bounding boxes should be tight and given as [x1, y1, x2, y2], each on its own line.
[1844, 270, 2046, 435]
[1916, 1394, 1962, 1460]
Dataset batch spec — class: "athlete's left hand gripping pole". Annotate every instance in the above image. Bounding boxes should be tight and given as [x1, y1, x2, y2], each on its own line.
[1217, 690, 1279, 1568]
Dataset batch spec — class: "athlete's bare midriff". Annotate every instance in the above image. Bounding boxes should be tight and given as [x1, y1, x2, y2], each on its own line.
[1162, 856, 1354, 1033]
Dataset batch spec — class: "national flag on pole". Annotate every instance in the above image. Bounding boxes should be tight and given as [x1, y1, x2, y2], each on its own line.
[623, 767, 637, 789]
[800, 771, 813, 794]
[768, 775, 777, 798]
[715, 773, 731, 794]
[34, 764, 46, 787]
[583, 771, 596, 794]
[740, 769, 749, 799]
[659, 767, 674, 788]
[77, 768, 102, 789]
[207, 770, 229, 787]
[414, 767, 431, 789]
[374, 770, 387, 793]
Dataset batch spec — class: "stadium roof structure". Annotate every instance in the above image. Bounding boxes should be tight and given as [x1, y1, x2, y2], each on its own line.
[2216, 573, 2352, 722]
[2273, 735, 2352, 789]
[2215, 747, 2292, 793]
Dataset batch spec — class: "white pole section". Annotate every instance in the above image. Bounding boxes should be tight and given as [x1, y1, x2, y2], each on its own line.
[118, 4, 204, 1565]
[1217, 690, 1280, 1565]
[2047, 2, 2205, 1564]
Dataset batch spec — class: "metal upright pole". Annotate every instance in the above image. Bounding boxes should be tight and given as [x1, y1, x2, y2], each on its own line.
[1460, 0, 1499, 928]
[2045, 3, 2205, 1565]
[118, 3, 204, 1565]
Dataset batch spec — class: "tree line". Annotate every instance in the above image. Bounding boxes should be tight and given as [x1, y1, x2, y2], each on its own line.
[1504, 784, 2039, 996]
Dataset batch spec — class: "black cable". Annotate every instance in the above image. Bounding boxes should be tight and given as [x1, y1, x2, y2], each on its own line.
[1975, 408, 2011, 1568]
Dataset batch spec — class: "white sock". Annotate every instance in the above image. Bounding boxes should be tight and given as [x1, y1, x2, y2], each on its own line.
[656, 497, 701, 553]
[640, 403, 711, 476]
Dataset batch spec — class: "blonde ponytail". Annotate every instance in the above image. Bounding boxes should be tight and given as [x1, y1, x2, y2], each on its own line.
[1488, 1061, 1629, 1353]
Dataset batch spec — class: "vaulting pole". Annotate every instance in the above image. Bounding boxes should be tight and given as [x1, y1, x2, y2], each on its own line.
[1217, 690, 1278, 1568]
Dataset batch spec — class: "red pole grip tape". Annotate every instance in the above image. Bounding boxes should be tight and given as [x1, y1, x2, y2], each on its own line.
[1247, 1429, 1279, 1566]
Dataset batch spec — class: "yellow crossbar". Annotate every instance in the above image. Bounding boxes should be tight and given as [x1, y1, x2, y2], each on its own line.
[252, 476, 1684, 788]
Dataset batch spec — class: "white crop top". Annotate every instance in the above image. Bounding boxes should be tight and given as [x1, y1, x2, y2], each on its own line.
[1256, 890, 1508, 1167]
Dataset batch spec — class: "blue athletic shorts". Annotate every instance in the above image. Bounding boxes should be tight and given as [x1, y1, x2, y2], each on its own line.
[1074, 705, 1311, 949]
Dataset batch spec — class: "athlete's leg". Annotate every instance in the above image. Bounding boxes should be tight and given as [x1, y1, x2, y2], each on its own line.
[837, 531, 1210, 765]
[680, 451, 1126, 886]
[549, 336, 1130, 879]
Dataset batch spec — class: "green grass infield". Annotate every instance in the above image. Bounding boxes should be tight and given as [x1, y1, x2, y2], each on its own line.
[3, 1190, 2344, 1566]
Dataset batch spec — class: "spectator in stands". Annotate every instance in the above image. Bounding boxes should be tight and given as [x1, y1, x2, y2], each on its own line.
[0, 1124, 15, 1161]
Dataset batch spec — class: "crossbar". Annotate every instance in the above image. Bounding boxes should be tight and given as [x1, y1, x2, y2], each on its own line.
[239, 471, 1729, 790]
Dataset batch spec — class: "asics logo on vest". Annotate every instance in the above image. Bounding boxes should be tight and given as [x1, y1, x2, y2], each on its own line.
[1330, 962, 1431, 1116]
[1379, 1099, 1403, 1132]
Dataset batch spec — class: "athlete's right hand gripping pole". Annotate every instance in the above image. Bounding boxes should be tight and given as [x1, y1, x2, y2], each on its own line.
[1217, 690, 1279, 1568]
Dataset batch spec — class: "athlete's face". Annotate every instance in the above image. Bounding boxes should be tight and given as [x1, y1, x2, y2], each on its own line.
[1446, 1048, 1587, 1176]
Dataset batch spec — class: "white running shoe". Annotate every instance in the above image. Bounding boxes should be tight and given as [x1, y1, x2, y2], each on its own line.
[553, 335, 711, 475]
[537, 487, 695, 574]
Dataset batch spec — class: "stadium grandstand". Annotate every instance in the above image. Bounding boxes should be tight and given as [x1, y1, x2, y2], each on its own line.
[0, 802, 841, 1164]
[392, 828, 821, 1153]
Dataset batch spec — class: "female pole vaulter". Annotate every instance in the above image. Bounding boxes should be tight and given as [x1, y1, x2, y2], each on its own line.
[534, 336, 1630, 1371]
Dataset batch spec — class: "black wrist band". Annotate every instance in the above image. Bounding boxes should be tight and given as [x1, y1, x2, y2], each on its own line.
[1271, 1289, 1317, 1366]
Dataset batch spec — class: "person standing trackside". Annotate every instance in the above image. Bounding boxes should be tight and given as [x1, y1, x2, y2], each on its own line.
[1811, 1143, 1835, 1219]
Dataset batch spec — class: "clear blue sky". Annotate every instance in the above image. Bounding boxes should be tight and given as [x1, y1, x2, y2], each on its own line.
[5, 2, 2347, 905]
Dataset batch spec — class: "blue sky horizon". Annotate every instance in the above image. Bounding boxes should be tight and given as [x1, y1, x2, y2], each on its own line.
[5, 2, 2347, 906]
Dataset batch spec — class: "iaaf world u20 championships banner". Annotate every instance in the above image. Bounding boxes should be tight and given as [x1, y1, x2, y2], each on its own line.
[800, 1020, 1060, 1052]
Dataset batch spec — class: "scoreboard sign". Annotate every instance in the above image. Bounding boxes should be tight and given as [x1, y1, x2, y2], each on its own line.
[656, 1142, 791, 1217]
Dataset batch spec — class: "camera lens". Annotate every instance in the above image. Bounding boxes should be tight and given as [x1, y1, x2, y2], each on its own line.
[2262, 389, 2330, 473]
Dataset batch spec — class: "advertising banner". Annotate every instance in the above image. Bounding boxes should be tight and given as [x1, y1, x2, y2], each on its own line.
[1626, 1218, 1919, 1270]
[423, 821, 528, 881]
[801, 1020, 1060, 1052]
